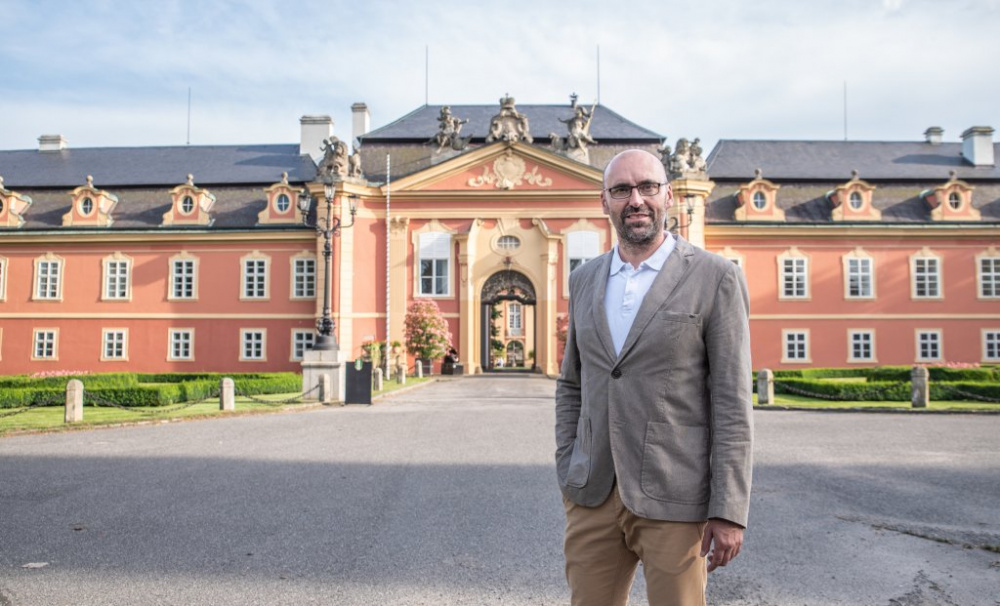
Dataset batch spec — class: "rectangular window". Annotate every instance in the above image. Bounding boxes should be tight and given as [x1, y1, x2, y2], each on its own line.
[568, 231, 600, 274]
[418, 233, 451, 296]
[292, 330, 315, 360]
[293, 258, 316, 298]
[241, 330, 265, 360]
[102, 330, 127, 360]
[847, 258, 872, 298]
[169, 329, 193, 360]
[980, 258, 1000, 298]
[913, 258, 940, 298]
[783, 331, 808, 361]
[105, 260, 130, 299]
[849, 331, 874, 361]
[917, 331, 941, 361]
[36, 260, 61, 299]
[984, 331, 1000, 362]
[0, 257, 7, 301]
[33, 330, 56, 359]
[508, 303, 523, 336]
[781, 258, 808, 298]
[244, 260, 267, 298]
[172, 260, 195, 299]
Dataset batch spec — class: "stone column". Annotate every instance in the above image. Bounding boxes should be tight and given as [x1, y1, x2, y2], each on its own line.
[373, 368, 383, 392]
[301, 349, 346, 404]
[911, 366, 929, 408]
[65, 379, 84, 423]
[669, 178, 715, 249]
[219, 378, 235, 411]
[319, 374, 332, 404]
[757, 369, 774, 405]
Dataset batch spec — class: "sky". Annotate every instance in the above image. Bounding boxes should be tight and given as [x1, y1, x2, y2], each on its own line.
[2, 0, 998, 156]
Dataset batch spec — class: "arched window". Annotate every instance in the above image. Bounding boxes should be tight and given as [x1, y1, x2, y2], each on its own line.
[948, 192, 961, 210]
[848, 192, 863, 210]
[276, 193, 290, 213]
[506, 340, 524, 367]
[752, 191, 767, 210]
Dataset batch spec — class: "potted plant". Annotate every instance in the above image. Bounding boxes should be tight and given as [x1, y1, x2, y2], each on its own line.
[404, 300, 452, 375]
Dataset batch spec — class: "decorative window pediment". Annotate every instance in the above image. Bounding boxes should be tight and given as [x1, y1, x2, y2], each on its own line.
[258, 172, 302, 225]
[162, 174, 216, 227]
[0, 176, 33, 228]
[920, 172, 980, 222]
[63, 176, 118, 227]
[734, 169, 783, 221]
[827, 171, 880, 221]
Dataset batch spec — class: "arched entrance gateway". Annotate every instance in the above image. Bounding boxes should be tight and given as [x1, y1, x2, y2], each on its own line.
[480, 269, 537, 372]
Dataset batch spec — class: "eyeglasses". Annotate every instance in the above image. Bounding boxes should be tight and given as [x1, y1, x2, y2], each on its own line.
[605, 182, 667, 200]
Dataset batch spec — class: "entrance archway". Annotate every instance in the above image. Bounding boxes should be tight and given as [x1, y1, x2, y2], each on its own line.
[480, 270, 537, 372]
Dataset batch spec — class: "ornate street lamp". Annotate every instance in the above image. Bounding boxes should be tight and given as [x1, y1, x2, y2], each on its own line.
[298, 180, 358, 351]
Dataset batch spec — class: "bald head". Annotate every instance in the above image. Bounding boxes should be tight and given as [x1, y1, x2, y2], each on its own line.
[603, 149, 668, 186]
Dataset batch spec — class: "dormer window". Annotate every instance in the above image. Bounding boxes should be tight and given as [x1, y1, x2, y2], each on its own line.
[63, 176, 118, 227]
[0, 199, 6, 214]
[277, 193, 290, 212]
[848, 192, 863, 210]
[752, 191, 766, 210]
[162, 175, 215, 227]
[734, 169, 784, 221]
[948, 192, 961, 210]
[922, 172, 980, 222]
[0, 176, 33, 228]
[80, 197, 94, 216]
[181, 195, 195, 214]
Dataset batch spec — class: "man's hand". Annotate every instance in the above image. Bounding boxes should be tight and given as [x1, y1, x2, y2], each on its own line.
[700, 518, 744, 572]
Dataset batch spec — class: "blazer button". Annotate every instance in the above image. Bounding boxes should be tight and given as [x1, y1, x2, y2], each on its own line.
[611, 368, 622, 379]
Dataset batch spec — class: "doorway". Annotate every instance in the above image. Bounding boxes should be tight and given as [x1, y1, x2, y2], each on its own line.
[480, 269, 537, 373]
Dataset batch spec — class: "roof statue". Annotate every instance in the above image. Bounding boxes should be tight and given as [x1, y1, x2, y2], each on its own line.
[317, 136, 350, 179]
[665, 137, 709, 181]
[549, 101, 598, 164]
[485, 95, 533, 144]
[348, 145, 363, 179]
[430, 106, 472, 153]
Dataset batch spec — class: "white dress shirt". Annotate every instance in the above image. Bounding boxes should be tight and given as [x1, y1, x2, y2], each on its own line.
[604, 234, 677, 356]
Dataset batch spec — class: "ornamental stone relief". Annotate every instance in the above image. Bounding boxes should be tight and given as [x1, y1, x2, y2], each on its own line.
[467, 150, 553, 190]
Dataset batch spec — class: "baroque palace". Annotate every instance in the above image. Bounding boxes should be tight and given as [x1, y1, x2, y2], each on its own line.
[0, 96, 998, 375]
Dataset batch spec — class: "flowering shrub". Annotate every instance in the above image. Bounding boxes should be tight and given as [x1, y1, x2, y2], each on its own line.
[30, 370, 91, 378]
[404, 299, 452, 360]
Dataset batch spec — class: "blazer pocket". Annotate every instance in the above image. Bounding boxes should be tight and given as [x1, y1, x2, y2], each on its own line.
[565, 416, 592, 488]
[640, 421, 709, 504]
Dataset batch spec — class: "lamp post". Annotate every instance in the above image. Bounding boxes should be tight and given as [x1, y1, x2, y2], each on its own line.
[298, 180, 358, 351]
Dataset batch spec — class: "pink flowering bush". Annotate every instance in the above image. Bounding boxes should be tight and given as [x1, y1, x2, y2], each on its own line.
[404, 299, 452, 360]
[30, 370, 91, 378]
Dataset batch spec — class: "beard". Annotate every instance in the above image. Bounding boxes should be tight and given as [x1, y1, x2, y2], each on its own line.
[616, 205, 664, 246]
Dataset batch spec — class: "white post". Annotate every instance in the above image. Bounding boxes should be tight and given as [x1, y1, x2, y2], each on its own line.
[65, 379, 84, 423]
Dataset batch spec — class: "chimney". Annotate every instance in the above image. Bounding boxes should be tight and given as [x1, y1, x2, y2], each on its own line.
[923, 127, 943, 145]
[351, 103, 370, 146]
[38, 134, 67, 152]
[300, 115, 333, 162]
[961, 126, 995, 167]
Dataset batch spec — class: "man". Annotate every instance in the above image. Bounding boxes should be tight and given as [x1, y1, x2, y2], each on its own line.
[555, 149, 753, 605]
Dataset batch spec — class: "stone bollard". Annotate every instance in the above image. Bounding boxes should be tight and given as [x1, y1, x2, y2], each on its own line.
[65, 379, 84, 423]
[397, 365, 407, 385]
[415, 363, 424, 379]
[757, 369, 774, 405]
[911, 366, 929, 408]
[373, 368, 383, 392]
[220, 378, 235, 411]
[319, 374, 332, 404]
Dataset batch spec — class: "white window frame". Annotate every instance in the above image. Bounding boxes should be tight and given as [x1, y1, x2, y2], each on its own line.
[240, 252, 271, 301]
[0, 255, 7, 301]
[781, 329, 810, 363]
[915, 330, 942, 362]
[168, 329, 195, 361]
[32, 328, 58, 360]
[291, 329, 316, 361]
[847, 329, 876, 363]
[291, 255, 317, 300]
[240, 329, 267, 361]
[508, 302, 523, 336]
[777, 249, 810, 301]
[977, 254, 1000, 300]
[567, 231, 601, 275]
[101, 329, 128, 361]
[843, 251, 875, 300]
[168, 254, 199, 301]
[33, 254, 64, 301]
[102, 254, 132, 301]
[910, 250, 942, 300]
[983, 330, 1000, 363]
[417, 232, 452, 297]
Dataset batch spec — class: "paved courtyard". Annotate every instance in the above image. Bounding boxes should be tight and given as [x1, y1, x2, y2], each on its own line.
[1, 375, 998, 605]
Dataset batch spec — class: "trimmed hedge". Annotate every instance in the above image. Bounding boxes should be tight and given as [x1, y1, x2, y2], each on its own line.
[0, 388, 63, 408]
[868, 366, 999, 383]
[774, 378, 911, 401]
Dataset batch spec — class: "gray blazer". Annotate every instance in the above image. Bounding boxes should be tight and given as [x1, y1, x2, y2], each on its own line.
[555, 236, 753, 527]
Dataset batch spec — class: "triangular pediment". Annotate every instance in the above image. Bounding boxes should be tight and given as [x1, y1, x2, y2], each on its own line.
[384, 142, 603, 196]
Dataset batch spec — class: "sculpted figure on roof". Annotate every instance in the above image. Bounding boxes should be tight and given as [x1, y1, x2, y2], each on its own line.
[318, 136, 350, 179]
[431, 106, 472, 152]
[348, 145, 363, 179]
[486, 95, 533, 144]
[666, 137, 708, 180]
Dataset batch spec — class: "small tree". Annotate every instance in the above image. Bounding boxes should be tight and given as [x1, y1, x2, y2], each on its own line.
[404, 299, 452, 361]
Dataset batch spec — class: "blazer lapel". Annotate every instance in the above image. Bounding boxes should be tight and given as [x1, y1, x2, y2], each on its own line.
[616, 237, 694, 362]
[590, 252, 617, 362]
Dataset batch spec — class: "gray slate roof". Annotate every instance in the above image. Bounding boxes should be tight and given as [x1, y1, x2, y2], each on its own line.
[0, 144, 316, 189]
[360, 104, 662, 143]
[707, 140, 1000, 181]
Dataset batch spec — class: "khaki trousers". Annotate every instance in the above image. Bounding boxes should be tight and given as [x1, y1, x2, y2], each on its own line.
[563, 486, 707, 606]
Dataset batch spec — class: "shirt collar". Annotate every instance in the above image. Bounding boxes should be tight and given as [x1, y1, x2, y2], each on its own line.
[609, 232, 676, 276]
